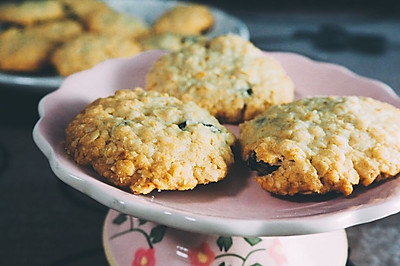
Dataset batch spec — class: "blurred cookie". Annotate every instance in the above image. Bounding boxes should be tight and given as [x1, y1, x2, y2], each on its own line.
[26, 19, 84, 43]
[0, 28, 57, 72]
[139, 33, 206, 51]
[0, 1, 65, 26]
[51, 33, 142, 76]
[146, 34, 294, 123]
[152, 5, 213, 35]
[239, 96, 400, 196]
[86, 8, 149, 38]
[65, 88, 235, 194]
[60, 0, 111, 21]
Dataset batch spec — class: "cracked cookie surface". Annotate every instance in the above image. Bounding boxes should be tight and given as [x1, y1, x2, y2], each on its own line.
[65, 88, 235, 194]
[146, 34, 294, 123]
[239, 96, 400, 196]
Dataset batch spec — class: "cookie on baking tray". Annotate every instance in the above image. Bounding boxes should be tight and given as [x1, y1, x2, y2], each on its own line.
[0, 1, 65, 26]
[146, 34, 295, 123]
[65, 88, 235, 195]
[239, 96, 400, 196]
[51, 33, 142, 76]
[152, 4, 213, 35]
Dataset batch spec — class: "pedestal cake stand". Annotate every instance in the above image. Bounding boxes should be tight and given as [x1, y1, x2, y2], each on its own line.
[33, 51, 400, 265]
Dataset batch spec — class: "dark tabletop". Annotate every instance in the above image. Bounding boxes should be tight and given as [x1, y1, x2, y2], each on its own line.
[1, 1, 399, 265]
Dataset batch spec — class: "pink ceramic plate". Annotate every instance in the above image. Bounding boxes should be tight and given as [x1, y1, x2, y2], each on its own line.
[33, 50, 400, 237]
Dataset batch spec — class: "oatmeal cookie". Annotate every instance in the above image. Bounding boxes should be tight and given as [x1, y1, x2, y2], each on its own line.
[60, 0, 111, 21]
[138, 33, 206, 51]
[0, 1, 65, 26]
[65, 89, 235, 194]
[146, 34, 294, 123]
[239, 96, 400, 196]
[86, 8, 149, 38]
[0, 28, 57, 72]
[25, 19, 84, 43]
[152, 4, 213, 35]
[51, 33, 142, 76]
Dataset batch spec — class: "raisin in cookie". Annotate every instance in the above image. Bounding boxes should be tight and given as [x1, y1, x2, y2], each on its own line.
[146, 34, 294, 123]
[65, 89, 235, 194]
[152, 4, 213, 35]
[239, 96, 400, 196]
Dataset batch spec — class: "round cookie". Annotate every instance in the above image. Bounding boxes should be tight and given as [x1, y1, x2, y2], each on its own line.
[60, 0, 112, 20]
[0, 1, 65, 26]
[152, 4, 213, 35]
[51, 34, 142, 76]
[65, 88, 235, 195]
[86, 8, 149, 38]
[0, 28, 57, 72]
[146, 34, 295, 123]
[239, 96, 400, 196]
[26, 19, 84, 43]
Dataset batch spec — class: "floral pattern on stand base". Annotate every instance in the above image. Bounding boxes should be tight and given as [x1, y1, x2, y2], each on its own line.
[103, 209, 348, 266]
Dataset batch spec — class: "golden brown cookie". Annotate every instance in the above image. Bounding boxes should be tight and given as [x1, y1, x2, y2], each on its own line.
[239, 96, 400, 196]
[86, 8, 149, 38]
[60, 0, 111, 21]
[65, 88, 235, 194]
[0, 28, 57, 72]
[0, 1, 65, 26]
[51, 33, 142, 76]
[146, 34, 294, 123]
[152, 4, 213, 35]
[26, 19, 84, 43]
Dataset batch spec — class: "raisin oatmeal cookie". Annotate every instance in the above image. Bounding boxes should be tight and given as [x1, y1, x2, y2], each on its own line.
[146, 34, 294, 123]
[239, 96, 400, 196]
[65, 89, 235, 194]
